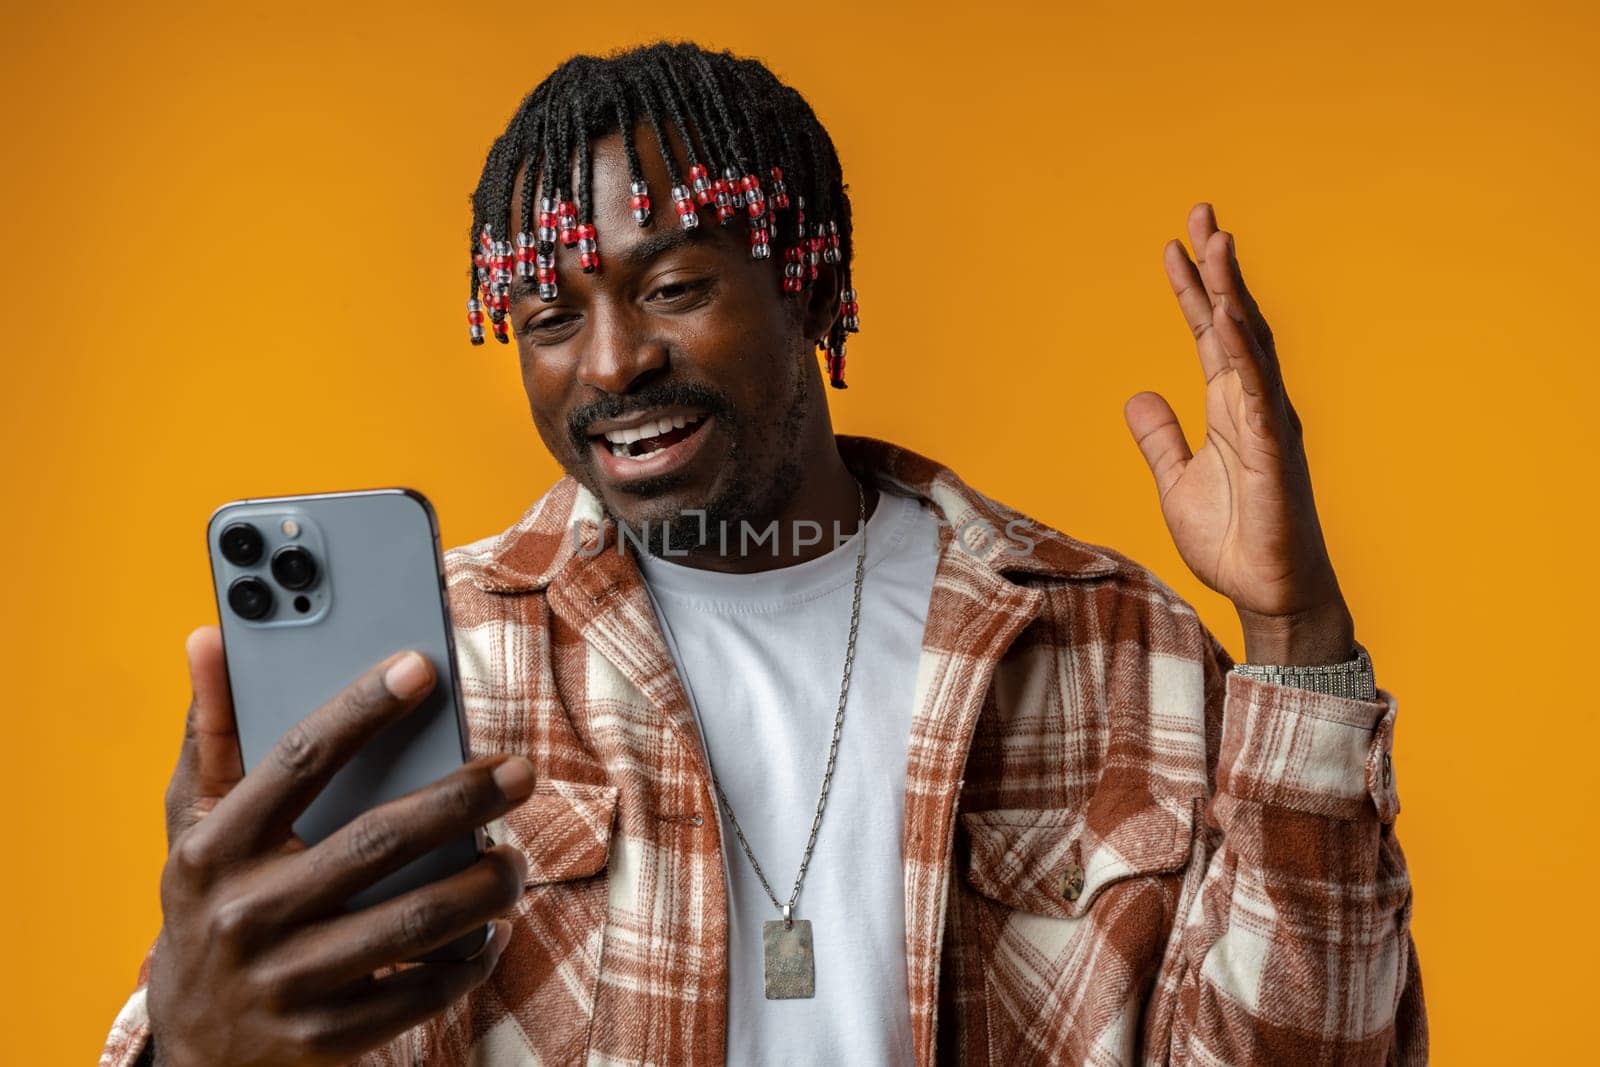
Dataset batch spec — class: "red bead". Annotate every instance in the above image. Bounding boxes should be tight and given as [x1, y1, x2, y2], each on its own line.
[689, 163, 708, 181]
[630, 194, 649, 210]
[576, 222, 596, 240]
[676, 198, 696, 216]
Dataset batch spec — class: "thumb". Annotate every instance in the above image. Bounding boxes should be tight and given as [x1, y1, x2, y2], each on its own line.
[1123, 390, 1192, 502]
[164, 625, 244, 847]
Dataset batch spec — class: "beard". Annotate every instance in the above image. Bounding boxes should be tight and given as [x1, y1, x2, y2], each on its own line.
[565, 353, 812, 561]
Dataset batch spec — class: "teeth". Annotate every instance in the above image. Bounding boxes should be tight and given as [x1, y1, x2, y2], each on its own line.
[601, 413, 703, 445]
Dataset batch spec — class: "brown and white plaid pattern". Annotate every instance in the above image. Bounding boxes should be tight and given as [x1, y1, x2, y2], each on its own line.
[102, 435, 1425, 1065]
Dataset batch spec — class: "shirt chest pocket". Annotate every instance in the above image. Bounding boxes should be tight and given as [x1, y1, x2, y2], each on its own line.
[478, 779, 619, 1061]
[959, 798, 1193, 919]
[955, 797, 1195, 1063]
[492, 778, 619, 885]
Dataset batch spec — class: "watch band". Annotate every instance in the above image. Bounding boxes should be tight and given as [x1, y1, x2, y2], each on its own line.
[1230, 641, 1376, 702]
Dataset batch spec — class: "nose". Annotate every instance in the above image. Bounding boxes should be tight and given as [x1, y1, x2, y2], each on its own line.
[573, 300, 669, 395]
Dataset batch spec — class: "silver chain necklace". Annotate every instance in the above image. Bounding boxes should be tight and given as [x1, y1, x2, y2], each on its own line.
[671, 479, 867, 1001]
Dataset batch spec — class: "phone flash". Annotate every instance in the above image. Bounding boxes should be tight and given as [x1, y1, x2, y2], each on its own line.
[280, 519, 301, 538]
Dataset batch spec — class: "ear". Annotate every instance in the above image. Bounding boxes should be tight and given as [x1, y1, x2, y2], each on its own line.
[799, 259, 843, 347]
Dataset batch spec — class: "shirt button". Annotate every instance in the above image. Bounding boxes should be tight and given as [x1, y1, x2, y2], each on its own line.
[1060, 863, 1085, 902]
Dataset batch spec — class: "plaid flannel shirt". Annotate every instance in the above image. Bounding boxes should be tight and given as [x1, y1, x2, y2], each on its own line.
[102, 434, 1426, 1065]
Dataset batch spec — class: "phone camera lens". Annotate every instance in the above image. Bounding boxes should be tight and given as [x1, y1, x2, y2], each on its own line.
[271, 545, 319, 590]
[228, 576, 274, 620]
[220, 522, 264, 566]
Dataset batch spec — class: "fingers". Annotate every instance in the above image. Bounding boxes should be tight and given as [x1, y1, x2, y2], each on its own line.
[297, 920, 513, 1061]
[165, 626, 244, 847]
[1189, 205, 1273, 352]
[1168, 204, 1289, 413]
[1123, 390, 1191, 502]
[1163, 238, 1230, 384]
[275, 845, 528, 997]
[1186, 202, 1224, 296]
[1212, 296, 1278, 402]
[181, 650, 437, 873]
[264, 754, 536, 927]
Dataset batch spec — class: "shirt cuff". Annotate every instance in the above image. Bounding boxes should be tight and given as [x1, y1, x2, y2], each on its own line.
[1216, 670, 1400, 824]
[99, 986, 152, 1067]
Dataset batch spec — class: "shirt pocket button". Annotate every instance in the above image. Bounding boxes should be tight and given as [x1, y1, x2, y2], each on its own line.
[1059, 863, 1085, 902]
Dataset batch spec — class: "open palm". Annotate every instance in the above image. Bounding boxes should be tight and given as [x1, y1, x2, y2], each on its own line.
[1123, 203, 1342, 622]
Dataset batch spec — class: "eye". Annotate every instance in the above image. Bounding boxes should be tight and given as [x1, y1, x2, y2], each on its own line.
[647, 277, 714, 306]
[520, 312, 579, 339]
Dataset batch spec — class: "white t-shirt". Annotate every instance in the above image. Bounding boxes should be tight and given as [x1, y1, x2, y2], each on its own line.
[637, 488, 941, 1067]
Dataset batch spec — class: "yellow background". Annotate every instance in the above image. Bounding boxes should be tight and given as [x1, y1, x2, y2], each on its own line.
[3, 1, 1594, 1062]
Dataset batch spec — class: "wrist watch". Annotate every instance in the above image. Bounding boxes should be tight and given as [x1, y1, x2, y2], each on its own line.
[1231, 641, 1376, 701]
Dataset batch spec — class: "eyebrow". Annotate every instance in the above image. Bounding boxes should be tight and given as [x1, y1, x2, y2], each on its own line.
[508, 226, 707, 304]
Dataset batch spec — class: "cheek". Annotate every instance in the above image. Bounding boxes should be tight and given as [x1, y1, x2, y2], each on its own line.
[706, 272, 806, 387]
[519, 351, 579, 454]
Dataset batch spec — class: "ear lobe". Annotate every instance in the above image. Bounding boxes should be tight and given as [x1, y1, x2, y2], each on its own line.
[800, 261, 843, 345]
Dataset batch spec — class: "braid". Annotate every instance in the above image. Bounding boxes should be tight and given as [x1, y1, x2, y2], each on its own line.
[688, 47, 746, 171]
[731, 61, 773, 179]
[664, 49, 726, 167]
[464, 41, 861, 384]
[516, 89, 545, 238]
[633, 69, 682, 188]
[604, 69, 644, 187]
[646, 53, 702, 175]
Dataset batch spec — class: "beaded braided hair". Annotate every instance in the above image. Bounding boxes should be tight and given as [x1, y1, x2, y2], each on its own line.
[465, 42, 861, 387]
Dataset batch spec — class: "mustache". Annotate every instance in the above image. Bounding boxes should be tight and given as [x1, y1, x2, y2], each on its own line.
[566, 380, 735, 453]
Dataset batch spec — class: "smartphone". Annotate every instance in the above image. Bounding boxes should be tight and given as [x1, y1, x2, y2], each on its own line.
[206, 488, 489, 961]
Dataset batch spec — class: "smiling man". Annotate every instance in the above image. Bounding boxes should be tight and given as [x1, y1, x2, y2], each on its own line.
[103, 41, 1426, 1067]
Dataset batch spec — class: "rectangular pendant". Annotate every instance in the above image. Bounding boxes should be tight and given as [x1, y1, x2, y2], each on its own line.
[762, 918, 815, 999]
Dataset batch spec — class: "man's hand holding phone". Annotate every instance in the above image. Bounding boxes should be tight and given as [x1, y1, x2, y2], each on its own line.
[147, 626, 533, 1067]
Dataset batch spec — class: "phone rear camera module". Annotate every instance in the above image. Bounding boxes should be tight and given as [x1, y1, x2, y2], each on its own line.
[271, 545, 319, 590]
[228, 576, 274, 620]
[220, 522, 264, 566]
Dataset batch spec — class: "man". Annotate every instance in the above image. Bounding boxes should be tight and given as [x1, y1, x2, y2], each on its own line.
[102, 41, 1425, 1066]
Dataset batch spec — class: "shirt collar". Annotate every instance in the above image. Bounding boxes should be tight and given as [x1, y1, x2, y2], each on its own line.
[465, 434, 1120, 594]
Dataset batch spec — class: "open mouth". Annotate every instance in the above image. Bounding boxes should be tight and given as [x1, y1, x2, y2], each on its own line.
[585, 407, 716, 485]
[596, 412, 708, 460]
